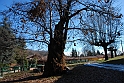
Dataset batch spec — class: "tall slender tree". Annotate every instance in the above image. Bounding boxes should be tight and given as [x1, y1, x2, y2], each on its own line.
[0, 17, 15, 65]
[0, 16, 27, 67]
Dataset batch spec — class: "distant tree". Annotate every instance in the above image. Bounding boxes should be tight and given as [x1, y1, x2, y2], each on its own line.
[107, 42, 119, 58]
[87, 50, 94, 56]
[82, 43, 96, 56]
[80, 1, 123, 60]
[80, 54, 84, 57]
[13, 37, 28, 66]
[71, 48, 77, 57]
[96, 50, 101, 55]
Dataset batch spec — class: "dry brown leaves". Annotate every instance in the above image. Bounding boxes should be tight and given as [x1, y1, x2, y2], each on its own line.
[0, 65, 124, 83]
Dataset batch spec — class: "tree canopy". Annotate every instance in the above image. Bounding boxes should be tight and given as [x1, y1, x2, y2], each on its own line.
[79, 1, 123, 60]
[4, 0, 122, 46]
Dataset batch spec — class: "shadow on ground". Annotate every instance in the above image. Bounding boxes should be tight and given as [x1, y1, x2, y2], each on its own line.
[0, 64, 124, 83]
[54, 65, 124, 83]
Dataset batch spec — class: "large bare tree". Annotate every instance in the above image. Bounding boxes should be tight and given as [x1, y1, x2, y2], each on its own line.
[2, 0, 121, 76]
[79, 1, 123, 60]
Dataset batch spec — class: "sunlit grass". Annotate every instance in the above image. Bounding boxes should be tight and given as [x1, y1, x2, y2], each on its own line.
[103, 55, 124, 65]
[66, 55, 124, 65]
[108, 55, 124, 61]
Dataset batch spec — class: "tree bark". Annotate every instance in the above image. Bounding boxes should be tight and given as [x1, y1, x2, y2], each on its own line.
[43, 22, 66, 77]
[103, 45, 108, 60]
[43, 43, 66, 76]
[111, 50, 114, 58]
[114, 50, 117, 57]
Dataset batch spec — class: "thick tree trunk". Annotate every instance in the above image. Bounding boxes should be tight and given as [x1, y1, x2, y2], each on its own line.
[43, 22, 66, 77]
[111, 50, 114, 58]
[43, 42, 66, 76]
[103, 45, 108, 60]
[114, 50, 117, 57]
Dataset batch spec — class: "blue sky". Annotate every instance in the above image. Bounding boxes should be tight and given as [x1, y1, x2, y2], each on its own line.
[0, 0, 31, 11]
[0, 0, 124, 12]
[0, 0, 124, 55]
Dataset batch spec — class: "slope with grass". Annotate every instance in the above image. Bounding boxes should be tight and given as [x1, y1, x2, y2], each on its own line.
[103, 55, 124, 65]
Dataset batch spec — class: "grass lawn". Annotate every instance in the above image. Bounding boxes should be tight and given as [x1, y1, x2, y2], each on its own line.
[103, 55, 124, 65]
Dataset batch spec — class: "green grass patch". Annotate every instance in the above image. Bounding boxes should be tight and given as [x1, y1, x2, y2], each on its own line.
[67, 62, 84, 68]
[103, 55, 124, 65]
[67, 62, 84, 66]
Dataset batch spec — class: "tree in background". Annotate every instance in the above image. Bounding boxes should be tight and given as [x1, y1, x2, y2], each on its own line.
[87, 50, 93, 56]
[0, 16, 28, 68]
[108, 42, 119, 58]
[82, 42, 96, 56]
[80, 1, 123, 60]
[96, 50, 101, 55]
[3, 0, 121, 76]
[0, 17, 16, 66]
[13, 37, 28, 66]
[71, 48, 77, 57]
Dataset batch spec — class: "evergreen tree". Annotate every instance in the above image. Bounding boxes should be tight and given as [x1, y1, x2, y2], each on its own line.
[0, 17, 27, 67]
[0, 17, 15, 65]
[96, 50, 101, 55]
[13, 37, 28, 66]
[87, 50, 93, 56]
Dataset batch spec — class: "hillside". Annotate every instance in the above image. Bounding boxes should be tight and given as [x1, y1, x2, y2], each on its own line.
[27, 49, 48, 56]
[103, 55, 124, 65]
